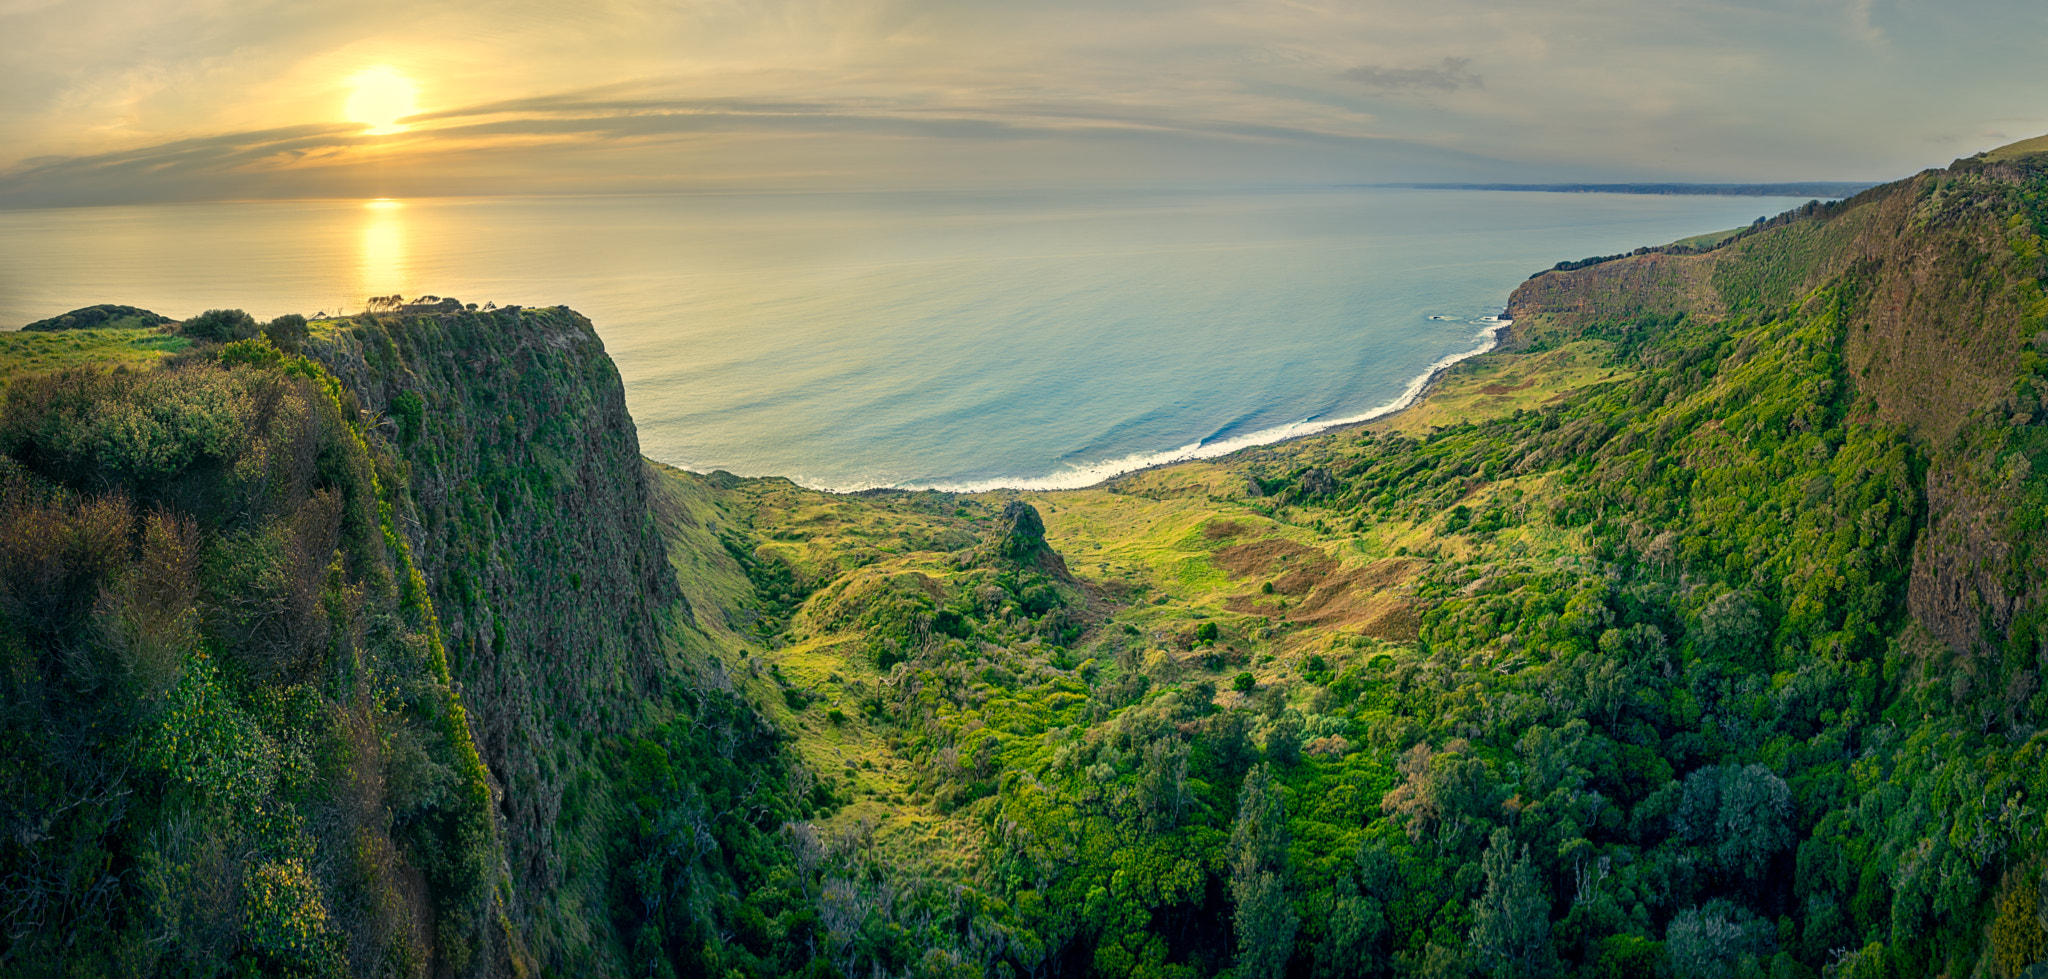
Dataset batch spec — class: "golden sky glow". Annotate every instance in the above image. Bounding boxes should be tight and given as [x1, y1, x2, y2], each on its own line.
[1, 0, 2046, 206]
[345, 67, 418, 135]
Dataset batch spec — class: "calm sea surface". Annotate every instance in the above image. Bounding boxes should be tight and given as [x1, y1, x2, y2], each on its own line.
[0, 189, 1808, 490]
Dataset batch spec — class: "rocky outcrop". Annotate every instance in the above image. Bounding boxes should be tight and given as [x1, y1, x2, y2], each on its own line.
[984, 500, 1072, 581]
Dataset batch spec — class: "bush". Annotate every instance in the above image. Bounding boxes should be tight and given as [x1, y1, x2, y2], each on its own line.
[1991, 872, 2048, 978]
[263, 314, 308, 353]
[1234, 671, 1257, 693]
[0, 478, 133, 645]
[181, 309, 259, 342]
[389, 391, 424, 445]
[218, 339, 282, 370]
[0, 367, 255, 487]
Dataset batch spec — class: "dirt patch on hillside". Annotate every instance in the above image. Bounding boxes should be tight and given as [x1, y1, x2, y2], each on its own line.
[1357, 603, 1422, 641]
[1212, 539, 1330, 582]
[1203, 519, 1252, 540]
[1478, 379, 1536, 396]
[1223, 556, 1421, 640]
[1287, 559, 1416, 622]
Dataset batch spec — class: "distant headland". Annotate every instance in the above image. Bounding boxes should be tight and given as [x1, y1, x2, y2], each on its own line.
[1369, 180, 1879, 198]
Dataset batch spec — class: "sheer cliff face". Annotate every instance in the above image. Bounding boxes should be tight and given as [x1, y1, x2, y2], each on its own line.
[308, 307, 683, 971]
[1507, 161, 2048, 661]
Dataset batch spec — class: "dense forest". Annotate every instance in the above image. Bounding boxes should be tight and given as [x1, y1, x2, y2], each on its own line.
[5, 147, 2048, 978]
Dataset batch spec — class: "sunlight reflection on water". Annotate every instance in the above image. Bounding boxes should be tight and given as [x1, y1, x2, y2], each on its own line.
[357, 200, 410, 297]
[0, 189, 1812, 488]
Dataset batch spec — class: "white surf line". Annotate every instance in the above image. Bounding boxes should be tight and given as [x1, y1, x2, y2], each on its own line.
[887, 316, 1512, 494]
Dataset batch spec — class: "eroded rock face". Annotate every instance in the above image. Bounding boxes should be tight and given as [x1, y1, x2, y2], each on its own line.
[1911, 462, 2023, 657]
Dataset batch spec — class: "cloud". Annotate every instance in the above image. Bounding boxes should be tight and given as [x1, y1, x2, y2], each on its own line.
[0, 87, 1535, 207]
[1846, 0, 1884, 44]
[6, 0, 2045, 203]
[1341, 57, 1482, 93]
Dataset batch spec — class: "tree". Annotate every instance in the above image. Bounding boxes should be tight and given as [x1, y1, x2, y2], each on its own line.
[1469, 829, 1555, 979]
[1267, 710, 1303, 767]
[1675, 764, 1792, 884]
[1315, 875, 1390, 979]
[1665, 902, 1772, 979]
[1232, 764, 1297, 979]
[1136, 736, 1190, 832]
[1693, 591, 1765, 666]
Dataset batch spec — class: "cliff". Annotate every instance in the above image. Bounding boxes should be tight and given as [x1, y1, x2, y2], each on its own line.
[9, 138, 2048, 979]
[0, 305, 750, 978]
[1506, 157, 2048, 666]
[304, 307, 685, 972]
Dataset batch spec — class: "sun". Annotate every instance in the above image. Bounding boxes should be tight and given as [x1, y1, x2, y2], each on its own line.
[345, 67, 418, 135]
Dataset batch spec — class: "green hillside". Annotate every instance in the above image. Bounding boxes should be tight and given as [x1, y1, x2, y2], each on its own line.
[7, 145, 2048, 978]
[1987, 135, 2048, 164]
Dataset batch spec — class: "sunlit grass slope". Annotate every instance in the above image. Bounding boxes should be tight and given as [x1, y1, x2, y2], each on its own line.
[0, 327, 188, 396]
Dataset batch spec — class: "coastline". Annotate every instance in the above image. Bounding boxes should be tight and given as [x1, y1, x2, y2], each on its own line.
[773, 314, 1518, 496]
[1074, 315, 1516, 493]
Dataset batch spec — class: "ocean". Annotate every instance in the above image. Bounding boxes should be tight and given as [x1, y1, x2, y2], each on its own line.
[0, 188, 1809, 491]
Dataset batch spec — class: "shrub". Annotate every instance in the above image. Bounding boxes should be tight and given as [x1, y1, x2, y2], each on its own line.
[389, 391, 424, 445]
[1234, 671, 1257, 693]
[136, 652, 280, 809]
[244, 858, 338, 964]
[263, 314, 308, 352]
[0, 367, 255, 487]
[218, 338, 282, 370]
[0, 477, 133, 646]
[201, 494, 340, 681]
[181, 309, 259, 342]
[1991, 872, 2048, 978]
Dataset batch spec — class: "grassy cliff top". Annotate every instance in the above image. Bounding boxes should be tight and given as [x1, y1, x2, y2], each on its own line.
[1986, 132, 2048, 162]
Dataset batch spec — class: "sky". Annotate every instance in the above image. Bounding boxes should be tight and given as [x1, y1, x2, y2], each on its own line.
[1, 0, 2044, 207]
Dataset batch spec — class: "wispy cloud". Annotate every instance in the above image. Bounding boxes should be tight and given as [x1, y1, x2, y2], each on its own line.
[0, 87, 1528, 206]
[2, 0, 2043, 204]
[1342, 57, 1483, 93]
[1846, 0, 1885, 44]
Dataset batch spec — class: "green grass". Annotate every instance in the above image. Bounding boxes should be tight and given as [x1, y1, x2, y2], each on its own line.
[1986, 133, 2048, 162]
[1668, 226, 1743, 250]
[0, 327, 190, 395]
[1373, 338, 1629, 435]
